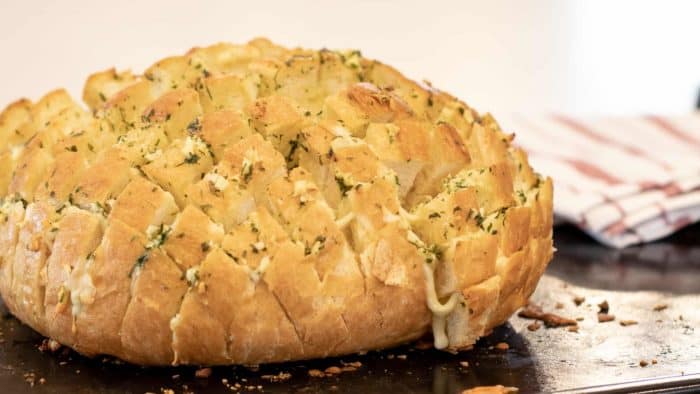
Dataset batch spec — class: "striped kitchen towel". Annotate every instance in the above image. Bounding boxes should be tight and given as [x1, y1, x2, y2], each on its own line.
[501, 113, 700, 248]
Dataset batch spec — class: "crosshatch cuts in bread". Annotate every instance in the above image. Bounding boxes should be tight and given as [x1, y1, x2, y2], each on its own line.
[0, 38, 553, 366]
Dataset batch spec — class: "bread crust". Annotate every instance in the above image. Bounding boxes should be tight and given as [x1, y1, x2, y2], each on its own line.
[0, 38, 553, 365]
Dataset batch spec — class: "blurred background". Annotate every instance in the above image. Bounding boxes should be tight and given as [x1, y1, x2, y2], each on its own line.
[0, 0, 698, 117]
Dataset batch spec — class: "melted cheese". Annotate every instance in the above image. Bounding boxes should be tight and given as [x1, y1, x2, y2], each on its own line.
[249, 255, 271, 283]
[422, 260, 459, 350]
[181, 137, 195, 156]
[185, 267, 199, 286]
[144, 224, 170, 249]
[87, 202, 106, 216]
[0, 199, 18, 216]
[406, 230, 422, 246]
[293, 179, 319, 205]
[243, 148, 261, 164]
[67, 256, 96, 317]
[331, 124, 351, 137]
[293, 179, 317, 197]
[308, 239, 324, 255]
[204, 172, 229, 192]
[145, 224, 159, 239]
[169, 313, 183, 364]
[252, 241, 266, 252]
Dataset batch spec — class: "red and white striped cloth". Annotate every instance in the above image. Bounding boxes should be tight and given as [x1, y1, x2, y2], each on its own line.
[502, 113, 700, 248]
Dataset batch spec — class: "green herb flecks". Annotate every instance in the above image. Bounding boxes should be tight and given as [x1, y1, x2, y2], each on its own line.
[187, 118, 201, 134]
[184, 152, 200, 164]
[335, 175, 353, 196]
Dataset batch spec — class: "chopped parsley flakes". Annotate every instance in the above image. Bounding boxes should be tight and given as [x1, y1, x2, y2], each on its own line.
[184, 152, 200, 164]
[335, 175, 353, 196]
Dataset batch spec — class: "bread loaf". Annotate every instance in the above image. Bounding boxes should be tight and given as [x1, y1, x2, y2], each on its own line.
[0, 38, 553, 365]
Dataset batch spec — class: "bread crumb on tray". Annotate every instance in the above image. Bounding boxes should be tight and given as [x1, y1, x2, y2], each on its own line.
[518, 303, 577, 327]
[598, 313, 615, 323]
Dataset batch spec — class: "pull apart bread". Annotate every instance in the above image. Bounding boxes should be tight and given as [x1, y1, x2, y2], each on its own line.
[0, 38, 553, 366]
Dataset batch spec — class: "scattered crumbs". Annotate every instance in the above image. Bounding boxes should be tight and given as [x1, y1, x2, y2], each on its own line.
[23, 372, 37, 387]
[195, 367, 212, 378]
[573, 296, 585, 306]
[518, 303, 577, 327]
[308, 369, 325, 378]
[397, 354, 408, 360]
[341, 361, 362, 368]
[575, 317, 584, 322]
[325, 366, 342, 375]
[38, 338, 62, 353]
[39, 378, 46, 385]
[387, 354, 395, 359]
[261, 372, 292, 382]
[555, 302, 564, 309]
[620, 320, 638, 327]
[527, 321, 541, 331]
[653, 304, 668, 312]
[171, 374, 180, 380]
[495, 342, 510, 351]
[640, 360, 649, 367]
[598, 300, 610, 314]
[460, 361, 470, 368]
[59, 361, 68, 366]
[308, 363, 361, 378]
[652, 359, 658, 364]
[162, 389, 175, 394]
[75, 369, 81, 374]
[567, 325, 579, 333]
[462, 385, 519, 393]
[598, 313, 615, 323]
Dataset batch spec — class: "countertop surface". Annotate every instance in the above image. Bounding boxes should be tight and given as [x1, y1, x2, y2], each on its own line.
[1, 224, 699, 393]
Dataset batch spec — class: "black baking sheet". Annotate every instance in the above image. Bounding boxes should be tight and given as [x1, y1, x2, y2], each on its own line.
[1, 224, 699, 393]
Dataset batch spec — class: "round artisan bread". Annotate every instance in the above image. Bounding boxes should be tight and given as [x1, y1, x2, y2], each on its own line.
[0, 38, 553, 365]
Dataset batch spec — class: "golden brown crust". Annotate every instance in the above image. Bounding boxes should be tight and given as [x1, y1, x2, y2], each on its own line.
[0, 39, 553, 365]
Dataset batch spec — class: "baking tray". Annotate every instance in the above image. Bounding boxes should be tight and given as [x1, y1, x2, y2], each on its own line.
[1, 224, 699, 393]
